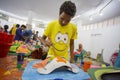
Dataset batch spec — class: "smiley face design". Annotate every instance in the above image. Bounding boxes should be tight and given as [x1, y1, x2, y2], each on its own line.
[52, 32, 68, 52]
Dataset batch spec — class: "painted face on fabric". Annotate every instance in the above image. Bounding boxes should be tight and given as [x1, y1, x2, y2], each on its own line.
[53, 32, 68, 52]
[59, 12, 72, 26]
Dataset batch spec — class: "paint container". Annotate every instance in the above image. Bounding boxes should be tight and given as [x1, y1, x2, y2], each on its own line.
[83, 61, 91, 72]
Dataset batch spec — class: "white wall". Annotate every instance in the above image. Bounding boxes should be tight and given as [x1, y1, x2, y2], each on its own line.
[0, 18, 13, 31]
[75, 16, 120, 63]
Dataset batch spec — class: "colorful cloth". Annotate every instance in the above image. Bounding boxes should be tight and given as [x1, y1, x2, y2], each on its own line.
[16, 45, 30, 54]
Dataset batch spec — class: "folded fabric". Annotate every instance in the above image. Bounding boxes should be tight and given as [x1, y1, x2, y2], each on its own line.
[9, 46, 19, 52]
[37, 57, 79, 74]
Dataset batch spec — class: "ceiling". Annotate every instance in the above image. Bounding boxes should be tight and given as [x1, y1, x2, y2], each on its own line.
[0, 0, 120, 25]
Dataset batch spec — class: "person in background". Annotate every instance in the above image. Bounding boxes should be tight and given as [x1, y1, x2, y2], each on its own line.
[0, 26, 3, 32]
[39, 1, 77, 63]
[22, 28, 33, 43]
[3, 25, 9, 33]
[31, 30, 35, 39]
[33, 31, 39, 41]
[73, 43, 87, 63]
[10, 24, 20, 35]
[114, 43, 120, 68]
[14, 25, 26, 41]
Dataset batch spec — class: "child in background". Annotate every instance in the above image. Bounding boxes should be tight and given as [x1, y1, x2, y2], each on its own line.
[73, 43, 87, 63]
[0, 26, 3, 32]
[114, 44, 120, 68]
[3, 25, 9, 33]
[14, 25, 26, 41]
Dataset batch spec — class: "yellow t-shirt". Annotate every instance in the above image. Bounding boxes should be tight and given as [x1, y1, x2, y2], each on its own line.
[44, 20, 77, 60]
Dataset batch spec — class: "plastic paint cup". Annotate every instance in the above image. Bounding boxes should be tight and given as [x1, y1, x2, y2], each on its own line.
[83, 61, 91, 72]
[17, 64, 21, 69]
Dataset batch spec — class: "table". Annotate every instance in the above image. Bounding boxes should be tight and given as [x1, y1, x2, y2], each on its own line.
[22, 60, 91, 80]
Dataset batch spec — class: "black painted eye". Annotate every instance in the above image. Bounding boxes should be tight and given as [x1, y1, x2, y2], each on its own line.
[58, 37, 60, 40]
[62, 34, 68, 44]
[55, 33, 62, 42]
[64, 38, 66, 41]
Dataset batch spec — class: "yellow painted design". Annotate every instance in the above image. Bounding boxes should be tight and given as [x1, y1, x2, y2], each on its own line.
[4, 71, 11, 75]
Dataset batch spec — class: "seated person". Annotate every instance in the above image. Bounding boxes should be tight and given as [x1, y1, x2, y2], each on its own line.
[114, 43, 120, 68]
[0, 26, 3, 32]
[22, 29, 32, 43]
[73, 43, 86, 63]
